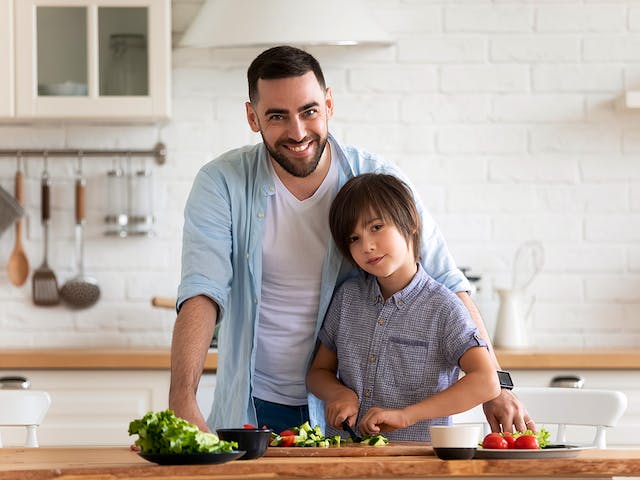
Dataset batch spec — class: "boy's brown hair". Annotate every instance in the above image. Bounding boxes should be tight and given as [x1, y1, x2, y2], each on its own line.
[329, 173, 421, 264]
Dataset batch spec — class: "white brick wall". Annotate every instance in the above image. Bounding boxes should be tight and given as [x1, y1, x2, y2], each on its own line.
[1, 0, 639, 349]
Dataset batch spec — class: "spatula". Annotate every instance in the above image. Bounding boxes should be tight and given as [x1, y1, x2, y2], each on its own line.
[32, 159, 60, 306]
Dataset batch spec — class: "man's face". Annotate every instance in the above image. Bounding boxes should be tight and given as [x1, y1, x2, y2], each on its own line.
[246, 71, 334, 178]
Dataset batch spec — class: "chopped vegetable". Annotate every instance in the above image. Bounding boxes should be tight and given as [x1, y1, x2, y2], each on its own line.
[269, 421, 388, 448]
[128, 410, 238, 454]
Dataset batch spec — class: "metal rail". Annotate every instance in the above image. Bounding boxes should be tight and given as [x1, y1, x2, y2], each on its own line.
[0, 142, 166, 165]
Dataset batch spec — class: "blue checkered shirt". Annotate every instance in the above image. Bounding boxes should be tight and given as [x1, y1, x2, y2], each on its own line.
[318, 264, 487, 442]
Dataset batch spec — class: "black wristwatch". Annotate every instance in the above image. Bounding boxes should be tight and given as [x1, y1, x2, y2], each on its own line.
[497, 370, 514, 390]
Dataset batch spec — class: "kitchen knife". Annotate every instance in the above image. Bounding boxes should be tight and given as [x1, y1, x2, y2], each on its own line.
[342, 420, 362, 443]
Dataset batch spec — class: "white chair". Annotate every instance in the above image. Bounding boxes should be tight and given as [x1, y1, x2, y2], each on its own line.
[452, 387, 627, 449]
[0, 390, 51, 447]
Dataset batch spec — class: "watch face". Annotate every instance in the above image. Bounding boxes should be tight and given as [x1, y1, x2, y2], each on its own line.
[498, 370, 514, 389]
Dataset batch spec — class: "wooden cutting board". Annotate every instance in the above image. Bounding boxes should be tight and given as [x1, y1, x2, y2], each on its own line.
[264, 441, 434, 457]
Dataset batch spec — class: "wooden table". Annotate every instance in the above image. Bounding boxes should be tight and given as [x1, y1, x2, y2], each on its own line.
[1, 446, 640, 479]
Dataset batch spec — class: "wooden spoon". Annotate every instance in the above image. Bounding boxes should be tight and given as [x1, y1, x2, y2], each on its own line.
[7, 168, 29, 286]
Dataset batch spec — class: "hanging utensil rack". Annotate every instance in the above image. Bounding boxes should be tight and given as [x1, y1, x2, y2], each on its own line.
[0, 142, 166, 165]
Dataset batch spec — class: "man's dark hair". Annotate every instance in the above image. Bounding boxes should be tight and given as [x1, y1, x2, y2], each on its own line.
[329, 173, 422, 265]
[247, 45, 326, 104]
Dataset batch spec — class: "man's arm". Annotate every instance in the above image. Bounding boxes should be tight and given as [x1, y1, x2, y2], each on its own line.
[169, 295, 218, 432]
[456, 291, 536, 433]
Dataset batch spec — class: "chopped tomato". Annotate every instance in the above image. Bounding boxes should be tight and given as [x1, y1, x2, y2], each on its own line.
[279, 429, 296, 437]
[514, 435, 539, 449]
[482, 433, 509, 449]
[261, 425, 269, 430]
[279, 435, 295, 447]
[243, 423, 257, 429]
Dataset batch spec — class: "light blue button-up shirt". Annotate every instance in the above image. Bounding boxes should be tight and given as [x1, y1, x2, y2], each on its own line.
[177, 134, 470, 431]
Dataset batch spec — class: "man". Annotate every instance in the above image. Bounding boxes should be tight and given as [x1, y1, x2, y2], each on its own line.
[170, 45, 533, 434]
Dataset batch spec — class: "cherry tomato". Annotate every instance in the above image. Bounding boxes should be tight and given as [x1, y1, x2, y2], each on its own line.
[261, 425, 269, 430]
[279, 435, 295, 447]
[279, 429, 296, 437]
[243, 423, 257, 429]
[482, 433, 509, 449]
[514, 434, 540, 449]
[501, 432, 516, 449]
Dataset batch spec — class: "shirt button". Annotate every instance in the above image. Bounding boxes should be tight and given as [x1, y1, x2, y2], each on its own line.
[245, 253, 249, 259]
[364, 390, 371, 398]
[257, 212, 265, 218]
[369, 355, 376, 363]
[397, 300, 404, 306]
[378, 318, 385, 325]
[254, 298, 258, 304]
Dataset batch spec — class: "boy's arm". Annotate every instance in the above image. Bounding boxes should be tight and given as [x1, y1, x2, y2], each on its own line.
[306, 343, 360, 429]
[359, 347, 500, 435]
[456, 292, 536, 433]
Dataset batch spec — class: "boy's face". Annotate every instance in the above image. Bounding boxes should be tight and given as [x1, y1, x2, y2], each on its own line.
[245, 71, 334, 178]
[348, 212, 417, 293]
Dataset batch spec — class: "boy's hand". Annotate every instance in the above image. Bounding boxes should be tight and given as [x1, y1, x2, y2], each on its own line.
[359, 407, 411, 435]
[325, 389, 359, 429]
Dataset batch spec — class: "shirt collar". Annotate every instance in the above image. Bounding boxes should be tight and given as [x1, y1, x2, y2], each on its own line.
[368, 264, 429, 309]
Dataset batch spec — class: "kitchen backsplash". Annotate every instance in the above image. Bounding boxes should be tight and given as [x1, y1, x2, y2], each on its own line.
[0, 0, 639, 349]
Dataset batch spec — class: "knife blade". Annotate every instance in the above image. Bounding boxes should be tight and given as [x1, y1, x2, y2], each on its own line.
[342, 420, 362, 443]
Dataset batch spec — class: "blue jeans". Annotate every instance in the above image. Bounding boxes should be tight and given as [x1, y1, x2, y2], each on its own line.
[253, 397, 309, 433]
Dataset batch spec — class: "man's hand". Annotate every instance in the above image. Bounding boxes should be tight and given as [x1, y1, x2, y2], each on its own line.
[169, 397, 211, 433]
[483, 389, 537, 433]
[359, 407, 410, 436]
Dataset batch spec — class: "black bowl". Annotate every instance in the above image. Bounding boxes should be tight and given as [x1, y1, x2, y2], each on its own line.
[216, 428, 272, 460]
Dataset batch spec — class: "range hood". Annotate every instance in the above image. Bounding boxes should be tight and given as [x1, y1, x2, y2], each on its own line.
[179, 0, 393, 48]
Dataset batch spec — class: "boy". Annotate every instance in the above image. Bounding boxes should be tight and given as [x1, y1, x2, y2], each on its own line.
[306, 173, 500, 441]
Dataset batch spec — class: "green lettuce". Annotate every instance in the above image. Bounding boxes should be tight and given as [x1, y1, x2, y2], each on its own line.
[128, 410, 238, 454]
[513, 427, 551, 448]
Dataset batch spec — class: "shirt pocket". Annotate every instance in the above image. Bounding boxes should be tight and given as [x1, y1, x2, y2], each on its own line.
[383, 336, 429, 393]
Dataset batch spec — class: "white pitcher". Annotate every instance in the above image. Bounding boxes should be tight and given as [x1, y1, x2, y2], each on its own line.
[493, 288, 534, 349]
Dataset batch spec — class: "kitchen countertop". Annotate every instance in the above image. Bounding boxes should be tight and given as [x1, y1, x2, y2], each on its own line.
[1, 348, 639, 371]
[0, 348, 217, 372]
[1, 446, 639, 479]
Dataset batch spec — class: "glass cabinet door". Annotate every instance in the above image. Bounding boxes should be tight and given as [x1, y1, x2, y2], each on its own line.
[0, 0, 13, 116]
[98, 7, 148, 96]
[36, 6, 88, 97]
[14, 0, 170, 121]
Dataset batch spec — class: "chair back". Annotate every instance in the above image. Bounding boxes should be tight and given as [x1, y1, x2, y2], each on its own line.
[0, 390, 51, 447]
[452, 387, 627, 449]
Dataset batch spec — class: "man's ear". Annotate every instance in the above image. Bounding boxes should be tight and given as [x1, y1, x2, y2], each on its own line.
[246, 102, 261, 132]
[325, 87, 334, 119]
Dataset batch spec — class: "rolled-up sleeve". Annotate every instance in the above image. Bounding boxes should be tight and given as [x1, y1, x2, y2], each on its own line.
[177, 167, 233, 317]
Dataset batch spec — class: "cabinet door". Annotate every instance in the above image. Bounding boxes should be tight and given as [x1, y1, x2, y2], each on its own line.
[0, 0, 13, 117]
[14, 0, 170, 121]
[0, 370, 170, 446]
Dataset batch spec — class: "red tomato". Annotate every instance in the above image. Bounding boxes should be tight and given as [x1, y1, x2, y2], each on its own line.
[482, 433, 509, 449]
[261, 425, 269, 430]
[279, 435, 295, 447]
[279, 429, 296, 437]
[243, 423, 257, 429]
[514, 435, 540, 449]
[501, 432, 516, 449]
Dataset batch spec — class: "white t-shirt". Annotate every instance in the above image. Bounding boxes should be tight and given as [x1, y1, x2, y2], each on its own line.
[253, 156, 338, 405]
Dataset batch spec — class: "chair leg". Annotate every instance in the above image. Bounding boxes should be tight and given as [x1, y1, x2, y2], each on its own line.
[594, 427, 606, 449]
[0, 431, 3, 448]
[25, 425, 39, 448]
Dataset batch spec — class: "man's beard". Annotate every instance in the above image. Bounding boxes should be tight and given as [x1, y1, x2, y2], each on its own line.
[263, 134, 328, 178]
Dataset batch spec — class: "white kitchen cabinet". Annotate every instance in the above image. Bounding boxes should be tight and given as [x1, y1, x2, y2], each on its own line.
[511, 369, 640, 447]
[0, 370, 170, 446]
[0, 369, 217, 446]
[0, 0, 13, 117]
[2, 0, 170, 122]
